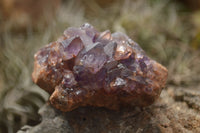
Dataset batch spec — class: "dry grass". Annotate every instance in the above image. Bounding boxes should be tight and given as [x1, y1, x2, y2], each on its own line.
[0, 0, 199, 132]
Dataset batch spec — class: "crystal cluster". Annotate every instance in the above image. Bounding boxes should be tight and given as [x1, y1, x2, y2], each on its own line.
[32, 23, 168, 112]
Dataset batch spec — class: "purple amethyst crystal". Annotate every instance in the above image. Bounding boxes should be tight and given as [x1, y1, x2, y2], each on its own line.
[32, 23, 168, 112]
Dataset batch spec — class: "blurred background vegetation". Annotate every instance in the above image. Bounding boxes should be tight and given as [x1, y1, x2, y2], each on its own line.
[0, 0, 200, 132]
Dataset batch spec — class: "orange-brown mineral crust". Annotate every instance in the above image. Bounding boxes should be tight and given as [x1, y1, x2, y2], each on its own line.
[32, 23, 168, 112]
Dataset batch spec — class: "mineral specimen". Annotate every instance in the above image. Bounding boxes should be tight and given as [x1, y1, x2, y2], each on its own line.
[32, 23, 168, 112]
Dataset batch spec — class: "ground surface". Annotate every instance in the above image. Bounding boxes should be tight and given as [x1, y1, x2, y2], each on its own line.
[17, 86, 200, 133]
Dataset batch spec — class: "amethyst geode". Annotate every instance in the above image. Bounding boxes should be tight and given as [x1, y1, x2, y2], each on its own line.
[32, 23, 168, 112]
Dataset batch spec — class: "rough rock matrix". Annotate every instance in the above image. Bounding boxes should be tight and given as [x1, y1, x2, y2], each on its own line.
[32, 23, 168, 112]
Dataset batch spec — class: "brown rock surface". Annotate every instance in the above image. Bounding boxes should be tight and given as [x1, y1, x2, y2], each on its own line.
[17, 87, 200, 133]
